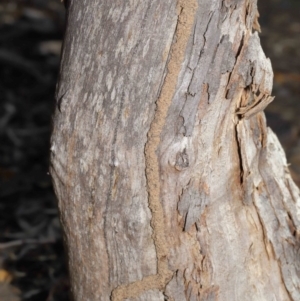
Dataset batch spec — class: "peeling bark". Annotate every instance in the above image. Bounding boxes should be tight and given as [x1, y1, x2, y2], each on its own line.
[50, 0, 300, 300]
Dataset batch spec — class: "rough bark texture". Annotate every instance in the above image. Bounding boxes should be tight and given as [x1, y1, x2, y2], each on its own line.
[50, 0, 300, 300]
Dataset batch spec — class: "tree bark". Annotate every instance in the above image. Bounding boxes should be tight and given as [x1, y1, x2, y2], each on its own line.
[50, 0, 300, 300]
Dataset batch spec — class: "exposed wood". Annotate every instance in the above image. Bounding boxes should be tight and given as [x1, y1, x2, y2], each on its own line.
[50, 0, 300, 300]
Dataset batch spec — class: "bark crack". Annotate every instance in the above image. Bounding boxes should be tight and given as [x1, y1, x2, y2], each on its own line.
[252, 197, 272, 260]
[110, 0, 197, 300]
[234, 122, 244, 185]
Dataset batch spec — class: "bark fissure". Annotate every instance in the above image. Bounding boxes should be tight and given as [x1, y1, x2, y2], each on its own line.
[252, 197, 272, 260]
[277, 258, 294, 301]
[110, 1, 197, 300]
[256, 166, 300, 299]
[225, 33, 245, 99]
[235, 122, 244, 185]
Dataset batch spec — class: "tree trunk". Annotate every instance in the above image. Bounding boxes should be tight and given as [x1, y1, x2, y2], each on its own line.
[50, 0, 300, 300]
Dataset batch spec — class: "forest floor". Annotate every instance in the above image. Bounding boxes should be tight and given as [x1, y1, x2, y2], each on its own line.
[0, 0, 299, 300]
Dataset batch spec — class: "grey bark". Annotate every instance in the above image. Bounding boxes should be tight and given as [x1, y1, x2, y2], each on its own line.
[50, 0, 300, 300]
